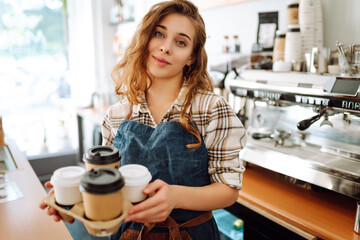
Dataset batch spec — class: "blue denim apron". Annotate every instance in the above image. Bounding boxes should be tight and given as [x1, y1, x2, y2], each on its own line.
[111, 120, 220, 240]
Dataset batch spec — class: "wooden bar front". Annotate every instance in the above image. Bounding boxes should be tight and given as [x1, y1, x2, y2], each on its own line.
[238, 165, 360, 240]
[0, 138, 73, 240]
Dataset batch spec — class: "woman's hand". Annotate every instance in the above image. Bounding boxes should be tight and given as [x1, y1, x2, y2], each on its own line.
[124, 179, 179, 223]
[123, 180, 239, 223]
[38, 181, 74, 224]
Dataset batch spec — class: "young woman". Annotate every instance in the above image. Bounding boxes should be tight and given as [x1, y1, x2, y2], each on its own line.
[40, 1, 247, 239]
[102, 0, 247, 239]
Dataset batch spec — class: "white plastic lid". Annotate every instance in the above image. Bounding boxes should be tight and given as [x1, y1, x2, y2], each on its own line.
[276, 30, 286, 36]
[287, 24, 300, 30]
[118, 164, 152, 186]
[51, 166, 85, 188]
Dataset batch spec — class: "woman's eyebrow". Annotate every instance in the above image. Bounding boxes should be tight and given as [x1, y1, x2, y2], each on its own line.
[157, 24, 192, 41]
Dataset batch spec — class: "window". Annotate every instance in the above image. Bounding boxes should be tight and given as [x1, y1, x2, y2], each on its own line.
[0, 0, 77, 157]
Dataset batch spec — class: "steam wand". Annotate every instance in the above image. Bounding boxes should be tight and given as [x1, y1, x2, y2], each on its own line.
[297, 111, 324, 131]
[297, 107, 335, 131]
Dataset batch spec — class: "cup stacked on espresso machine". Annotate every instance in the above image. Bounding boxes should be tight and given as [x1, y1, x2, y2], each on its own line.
[284, 24, 302, 71]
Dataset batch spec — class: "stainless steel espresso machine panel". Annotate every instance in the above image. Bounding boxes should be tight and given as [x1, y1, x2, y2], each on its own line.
[225, 70, 360, 199]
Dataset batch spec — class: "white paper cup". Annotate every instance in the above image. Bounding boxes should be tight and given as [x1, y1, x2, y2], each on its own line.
[51, 166, 85, 206]
[118, 164, 152, 203]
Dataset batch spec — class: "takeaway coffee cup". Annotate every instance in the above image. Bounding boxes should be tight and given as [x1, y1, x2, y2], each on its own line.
[118, 164, 152, 203]
[50, 166, 85, 206]
[83, 146, 121, 171]
[80, 167, 125, 221]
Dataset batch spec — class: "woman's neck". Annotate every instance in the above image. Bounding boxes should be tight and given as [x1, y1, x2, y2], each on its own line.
[147, 76, 183, 103]
[145, 77, 183, 123]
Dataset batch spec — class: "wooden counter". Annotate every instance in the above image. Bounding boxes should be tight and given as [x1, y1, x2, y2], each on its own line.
[238, 165, 360, 240]
[0, 139, 73, 240]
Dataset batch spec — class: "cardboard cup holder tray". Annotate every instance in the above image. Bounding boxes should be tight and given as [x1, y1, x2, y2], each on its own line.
[44, 193, 132, 236]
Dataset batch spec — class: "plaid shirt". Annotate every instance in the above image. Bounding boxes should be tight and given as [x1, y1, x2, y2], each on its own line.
[102, 85, 247, 189]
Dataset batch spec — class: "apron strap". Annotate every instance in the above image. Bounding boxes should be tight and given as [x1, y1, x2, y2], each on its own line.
[179, 211, 212, 228]
[136, 211, 213, 240]
[137, 222, 156, 240]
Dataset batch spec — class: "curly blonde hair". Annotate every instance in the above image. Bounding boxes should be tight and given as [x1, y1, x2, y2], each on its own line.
[111, 0, 214, 148]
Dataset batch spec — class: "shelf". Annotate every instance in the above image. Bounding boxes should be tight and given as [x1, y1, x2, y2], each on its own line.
[110, 18, 135, 26]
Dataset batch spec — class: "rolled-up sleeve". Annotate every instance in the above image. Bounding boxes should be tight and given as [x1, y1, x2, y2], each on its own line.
[102, 113, 114, 146]
[205, 97, 247, 189]
[101, 100, 131, 146]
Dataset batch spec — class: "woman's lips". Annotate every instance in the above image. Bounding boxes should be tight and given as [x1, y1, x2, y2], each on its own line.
[153, 56, 170, 66]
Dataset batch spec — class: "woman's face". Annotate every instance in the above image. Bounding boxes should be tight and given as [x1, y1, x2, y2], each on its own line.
[147, 13, 196, 82]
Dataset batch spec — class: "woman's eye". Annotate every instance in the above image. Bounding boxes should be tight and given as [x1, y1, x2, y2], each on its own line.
[177, 40, 186, 47]
[155, 31, 164, 38]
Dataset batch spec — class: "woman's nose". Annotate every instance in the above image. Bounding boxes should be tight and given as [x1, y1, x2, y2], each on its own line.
[160, 41, 172, 54]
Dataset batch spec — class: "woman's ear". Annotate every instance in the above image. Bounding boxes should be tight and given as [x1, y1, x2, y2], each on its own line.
[187, 55, 196, 66]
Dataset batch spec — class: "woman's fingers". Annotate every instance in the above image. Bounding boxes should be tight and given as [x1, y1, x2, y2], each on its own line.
[39, 182, 54, 209]
[47, 207, 56, 215]
[130, 196, 165, 215]
[46, 206, 63, 222]
[39, 180, 67, 223]
[125, 180, 175, 223]
[129, 182, 168, 216]
[129, 193, 162, 214]
[125, 205, 167, 223]
[53, 213, 62, 222]
[143, 179, 165, 195]
[44, 181, 53, 189]
[39, 201, 48, 209]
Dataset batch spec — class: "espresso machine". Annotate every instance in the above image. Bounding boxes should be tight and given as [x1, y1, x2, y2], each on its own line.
[225, 69, 360, 199]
